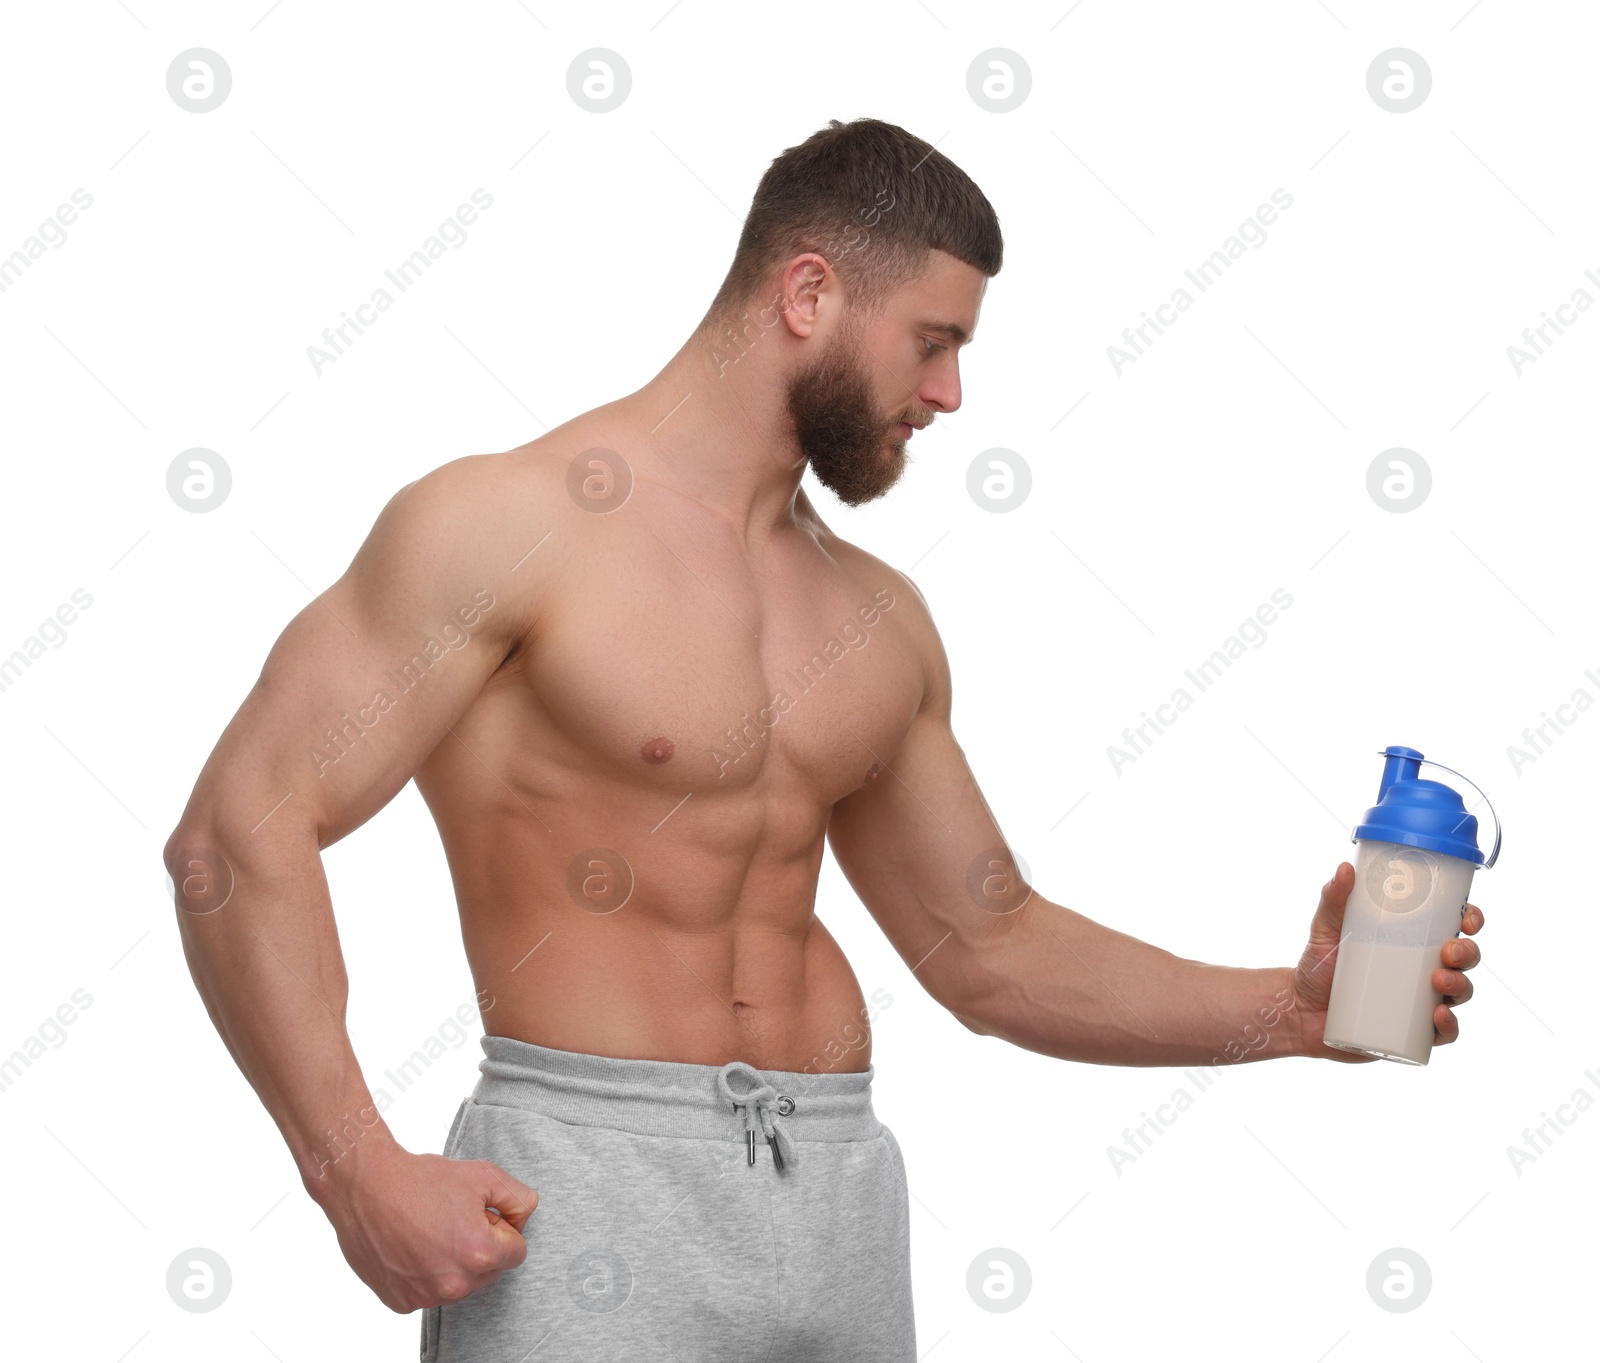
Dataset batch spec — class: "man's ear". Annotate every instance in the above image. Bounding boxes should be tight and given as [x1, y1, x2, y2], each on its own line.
[779, 253, 833, 340]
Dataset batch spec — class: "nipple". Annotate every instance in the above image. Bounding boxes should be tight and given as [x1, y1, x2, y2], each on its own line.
[865, 762, 881, 783]
[640, 735, 676, 764]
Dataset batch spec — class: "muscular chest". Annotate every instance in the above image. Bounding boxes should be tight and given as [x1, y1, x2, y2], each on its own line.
[520, 542, 918, 802]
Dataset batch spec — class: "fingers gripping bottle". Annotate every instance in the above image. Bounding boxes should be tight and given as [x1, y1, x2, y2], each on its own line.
[1322, 745, 1501, 1066]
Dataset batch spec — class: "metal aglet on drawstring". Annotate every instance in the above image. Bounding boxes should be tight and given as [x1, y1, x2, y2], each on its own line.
[720, 1061, 800, 1172]
[738, 1113, 793, 1167]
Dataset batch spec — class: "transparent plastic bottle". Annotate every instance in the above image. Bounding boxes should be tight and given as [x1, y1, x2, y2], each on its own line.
[1322, 746, 1501, 1066]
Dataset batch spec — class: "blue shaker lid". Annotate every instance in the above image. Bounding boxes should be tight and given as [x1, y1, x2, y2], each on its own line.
[1351, 745, 1493, 867]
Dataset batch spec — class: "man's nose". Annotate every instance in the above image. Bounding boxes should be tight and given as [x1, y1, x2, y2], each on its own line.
[920, 370, 961, 417]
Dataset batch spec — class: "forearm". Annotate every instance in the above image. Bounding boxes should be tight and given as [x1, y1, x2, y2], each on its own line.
[166, 814, 398, 1209]
[948, 894, 1305, 1067]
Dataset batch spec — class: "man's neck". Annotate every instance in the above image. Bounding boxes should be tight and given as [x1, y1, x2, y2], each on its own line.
[609, 326, 813, 542]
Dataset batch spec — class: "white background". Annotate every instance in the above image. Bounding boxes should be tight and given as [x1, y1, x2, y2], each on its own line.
[0, 1, 1590, 1358]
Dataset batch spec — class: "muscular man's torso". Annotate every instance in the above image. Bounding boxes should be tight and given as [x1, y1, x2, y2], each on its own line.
[412, 417, 928, 1073]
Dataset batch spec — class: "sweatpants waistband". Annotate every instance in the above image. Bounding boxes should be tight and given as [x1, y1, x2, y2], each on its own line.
[471, 1035, 882, 1143]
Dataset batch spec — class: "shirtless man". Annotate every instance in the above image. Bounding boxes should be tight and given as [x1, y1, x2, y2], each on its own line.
[164, 119, 1485, 1361]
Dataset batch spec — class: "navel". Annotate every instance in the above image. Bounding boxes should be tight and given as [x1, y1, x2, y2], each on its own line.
[640, 735, 676, 764]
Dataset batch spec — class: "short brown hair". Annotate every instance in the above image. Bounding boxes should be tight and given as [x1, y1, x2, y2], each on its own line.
[699, 118, 1003, 332]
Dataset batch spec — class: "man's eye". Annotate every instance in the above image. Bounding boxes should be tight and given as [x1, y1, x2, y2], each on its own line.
[920, 337, 946, 356]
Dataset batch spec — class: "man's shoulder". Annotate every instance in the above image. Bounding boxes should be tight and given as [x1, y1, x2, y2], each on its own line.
[350, 441, 585, 646]
[802, 522, 946, 712]
[389, 441, 565, 516]
[378, 430, 602, 559]
[805, 520, 937, 632]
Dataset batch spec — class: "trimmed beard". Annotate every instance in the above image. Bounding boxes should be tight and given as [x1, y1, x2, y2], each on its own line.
[786, 323, 908, 507]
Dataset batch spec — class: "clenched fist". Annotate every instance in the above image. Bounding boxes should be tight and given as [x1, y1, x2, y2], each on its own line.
[315, 1140, 538, 1312]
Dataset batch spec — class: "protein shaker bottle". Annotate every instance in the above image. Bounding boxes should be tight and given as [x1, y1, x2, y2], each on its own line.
[1322, 745, 1501, 1066]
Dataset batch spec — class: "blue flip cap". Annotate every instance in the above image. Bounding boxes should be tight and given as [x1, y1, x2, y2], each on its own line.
[1351, 745, 1495, 867]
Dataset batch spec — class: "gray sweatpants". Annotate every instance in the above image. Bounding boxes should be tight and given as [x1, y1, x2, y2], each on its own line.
[420, 1035, 915, 1361]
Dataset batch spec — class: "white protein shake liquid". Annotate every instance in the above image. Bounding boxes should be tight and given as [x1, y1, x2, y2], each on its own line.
[1323, 939, 1439, 1065]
